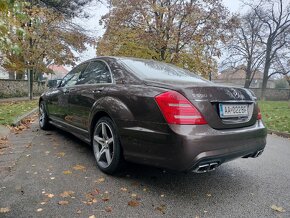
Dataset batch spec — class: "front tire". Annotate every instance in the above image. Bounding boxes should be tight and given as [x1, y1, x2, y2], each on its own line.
[39, 101, 51, 130]
[92, 117, 123, 174]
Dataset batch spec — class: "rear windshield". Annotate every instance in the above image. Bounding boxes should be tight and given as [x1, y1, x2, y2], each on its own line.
[119, 58, 208, 83]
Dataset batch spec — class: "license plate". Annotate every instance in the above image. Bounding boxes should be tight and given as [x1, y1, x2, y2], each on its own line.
[219, 104, 248, 118]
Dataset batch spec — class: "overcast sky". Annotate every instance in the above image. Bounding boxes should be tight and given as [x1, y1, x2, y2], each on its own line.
[71, 0, 245, 67]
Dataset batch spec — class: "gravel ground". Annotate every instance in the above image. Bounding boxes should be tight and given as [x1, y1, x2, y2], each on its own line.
[0, 122, 289, 218]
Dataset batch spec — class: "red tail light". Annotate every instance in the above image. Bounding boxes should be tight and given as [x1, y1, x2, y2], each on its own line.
[155, 91, 207, 125]
[257, 107, 262, 120]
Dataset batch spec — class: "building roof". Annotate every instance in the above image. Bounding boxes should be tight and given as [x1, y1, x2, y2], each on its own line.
[48, 65, 69, 79]
[217, 66, 264, 80]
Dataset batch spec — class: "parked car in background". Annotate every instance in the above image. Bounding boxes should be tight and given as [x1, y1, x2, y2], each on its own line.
[39, 57, 267, 174]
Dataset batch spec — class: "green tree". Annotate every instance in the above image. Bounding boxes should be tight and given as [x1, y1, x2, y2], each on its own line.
[97, 0, 232, 77]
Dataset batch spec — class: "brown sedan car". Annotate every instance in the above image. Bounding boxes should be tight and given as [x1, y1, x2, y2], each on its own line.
[39, 57, 267, 174]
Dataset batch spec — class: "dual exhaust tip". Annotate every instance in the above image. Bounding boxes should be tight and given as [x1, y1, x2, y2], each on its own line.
[193, 162, 219, 173]
[193, 149, 264, 173]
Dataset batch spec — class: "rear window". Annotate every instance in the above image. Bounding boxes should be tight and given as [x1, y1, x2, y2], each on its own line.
[119, 58, 207, 83]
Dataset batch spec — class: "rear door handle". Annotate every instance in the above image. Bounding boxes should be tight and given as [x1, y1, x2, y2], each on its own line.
[64, 88, 76, 94]
[93, 89, 103, 93]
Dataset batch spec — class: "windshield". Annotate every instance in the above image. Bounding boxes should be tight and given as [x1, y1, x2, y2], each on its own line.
[119, 58, 208, 83]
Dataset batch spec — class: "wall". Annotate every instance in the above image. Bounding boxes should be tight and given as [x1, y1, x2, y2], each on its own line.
[250, 88, 290, 101]
[212, 79, 276, 88]
[0, 79, 48, 98]
[0, 79, 289, 100]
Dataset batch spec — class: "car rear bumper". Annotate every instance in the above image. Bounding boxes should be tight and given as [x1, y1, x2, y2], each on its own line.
[119, 120, 267, 172]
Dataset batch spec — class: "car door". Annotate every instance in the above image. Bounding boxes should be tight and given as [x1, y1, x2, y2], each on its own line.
[67, 60, 113, 130]
[47, 63, 88, 122]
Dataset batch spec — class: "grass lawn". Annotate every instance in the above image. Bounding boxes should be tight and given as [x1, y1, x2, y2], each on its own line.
[0, 100, 38, 125]
[259, 101, 290, 134]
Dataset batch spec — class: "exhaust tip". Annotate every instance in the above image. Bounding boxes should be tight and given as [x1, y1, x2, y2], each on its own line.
[193, 162, 219, 173]
[252, 149, 264, 158]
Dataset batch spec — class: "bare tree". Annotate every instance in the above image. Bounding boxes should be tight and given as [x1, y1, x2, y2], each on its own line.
[250, 0, 290, 99]
[223, 12, 265, 88]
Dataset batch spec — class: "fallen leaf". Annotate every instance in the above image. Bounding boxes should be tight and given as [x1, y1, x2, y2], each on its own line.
[271, 205, 285, 213]
[36, 208, 43, 212]
[73, 164, 86, 171]
[46, 193, 54, 198]
[131, 193, 137, 198]
[58, 200, 69, 205]
[102, 197, 110, 202]
[120, 187, 128, 192]
[155, 205, 166, 214]
[76, 210, 81, 214]
[60, 191, 75, 198]
[57, 152, 65, 157]
[96, 177, 105, 183]
[89, 215, 96, 218]
[93, 189, 100, 195]
[0, 207, 10, 213]
[40, 202, 46, 205]
[63, 170, 72, 175]
[105, 206, 112, 212]
[128, 200, 140, 207]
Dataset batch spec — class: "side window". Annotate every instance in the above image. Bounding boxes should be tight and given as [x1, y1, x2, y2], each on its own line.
[61, 63, 87, 87]
[77, 61, 112, 85]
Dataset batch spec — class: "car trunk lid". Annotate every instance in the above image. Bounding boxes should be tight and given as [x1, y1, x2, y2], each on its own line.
[145, 80, 258, 129]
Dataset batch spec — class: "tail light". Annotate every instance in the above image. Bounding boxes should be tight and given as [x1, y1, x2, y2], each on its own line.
[257, 107, 262, 120]
[155, 91, 207, 125]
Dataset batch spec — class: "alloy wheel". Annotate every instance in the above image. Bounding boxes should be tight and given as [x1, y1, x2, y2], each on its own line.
[93, 122, 114, 168]
[39, 103, 45, 127]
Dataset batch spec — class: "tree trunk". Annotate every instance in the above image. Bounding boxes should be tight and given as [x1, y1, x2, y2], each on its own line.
[28, 68, 33, 100]
[261, 58, 271, 100]
[244, 59, 252, 88]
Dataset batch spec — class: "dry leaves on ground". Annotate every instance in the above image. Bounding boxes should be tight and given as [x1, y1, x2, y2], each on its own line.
[120, 187, 128, 192]
[95, 177, 105, 183]
[271, 205, 285, 213]
[83, 191, 99, 205]
[57, 152, 65, 157]
[63, 170, 72, 175]
[0, 137, 9, 150]
[45, 193, 54, 198]
[58, 200, 69, 205]
[0, 207, 10, 213]
[155, 204, 166, 214]
[105, 206, 113, 212]
[10, 115, 37, 134]
[128, 200, 140, 207]
[73, 164, 86, 171]
[60, 191, 75, 198]
[102, 197, 110, 202]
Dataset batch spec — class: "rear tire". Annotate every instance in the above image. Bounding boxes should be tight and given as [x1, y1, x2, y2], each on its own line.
[39, 101, 51, 130]
[92, 117, 123, 174]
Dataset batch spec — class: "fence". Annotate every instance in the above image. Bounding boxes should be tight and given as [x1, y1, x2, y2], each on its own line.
[0, 79, 47, 98]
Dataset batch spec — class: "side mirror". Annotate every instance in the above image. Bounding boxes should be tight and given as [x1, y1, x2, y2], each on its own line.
[47, 79, 62, 88]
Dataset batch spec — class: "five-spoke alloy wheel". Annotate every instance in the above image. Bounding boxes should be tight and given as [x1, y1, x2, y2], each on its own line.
[39, 101, 50, 130]
[93, 117, 123, 174]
